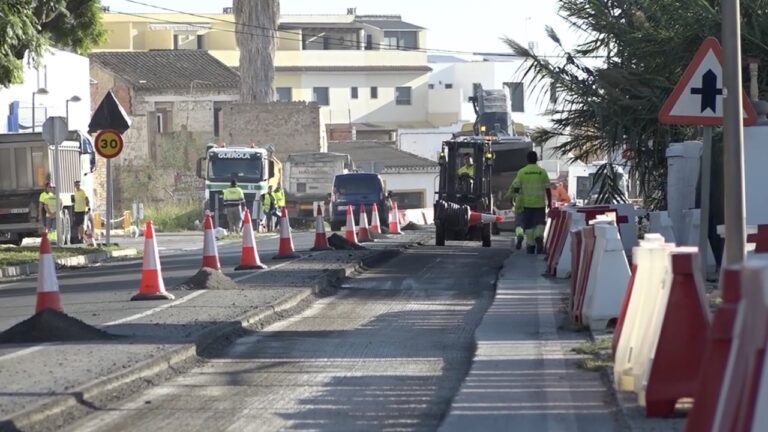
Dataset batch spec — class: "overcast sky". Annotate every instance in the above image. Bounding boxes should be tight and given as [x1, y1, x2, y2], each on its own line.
[101, 0, 576, 56]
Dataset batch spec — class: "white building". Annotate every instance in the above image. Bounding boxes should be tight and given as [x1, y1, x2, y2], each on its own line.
[0, 48, 91, 134]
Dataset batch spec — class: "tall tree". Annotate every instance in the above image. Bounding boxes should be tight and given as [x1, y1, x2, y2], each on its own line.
[0, 0, 105, 87]
[234, 0, 279, 103]
[507, 0, 768, 209]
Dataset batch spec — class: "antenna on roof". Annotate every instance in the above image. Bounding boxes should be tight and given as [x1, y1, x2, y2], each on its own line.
[347, 7, 357, 15]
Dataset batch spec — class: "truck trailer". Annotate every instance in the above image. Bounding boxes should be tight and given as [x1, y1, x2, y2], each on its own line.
[283, 152, 353, 222]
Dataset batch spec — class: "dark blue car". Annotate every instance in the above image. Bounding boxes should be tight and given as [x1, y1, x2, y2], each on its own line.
[330, 173, 391, 231]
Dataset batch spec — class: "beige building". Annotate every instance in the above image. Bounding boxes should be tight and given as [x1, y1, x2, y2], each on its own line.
[96, 8, 432, 131]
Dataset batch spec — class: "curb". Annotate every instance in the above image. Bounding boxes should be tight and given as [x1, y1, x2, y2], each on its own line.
[0, 249, 139, 279]
[0, 246, 407, 432]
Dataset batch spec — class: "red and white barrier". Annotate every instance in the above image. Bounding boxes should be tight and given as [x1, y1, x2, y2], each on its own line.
[639, 248, 710, 417]
[582, 221, 631, 331]
[571, 225, 596, 324]
[568, 228, 583, 319]
[614, 240, 675, 391]
[555, 211, 585, 279]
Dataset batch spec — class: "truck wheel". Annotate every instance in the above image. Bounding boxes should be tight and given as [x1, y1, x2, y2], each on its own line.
[481, 224, 492, 248]
[436, 223, 446, 246]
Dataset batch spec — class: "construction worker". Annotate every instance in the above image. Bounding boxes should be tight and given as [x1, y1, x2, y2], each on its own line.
[39, 182, 58, 232]
[551, 181, 571, 205]
[457, 154, 475, 192]
[262, 185, 277, 232]
[273, 183, 286, 227]
[71, 180, 90, 243]
[509, 150, 551, 254]
[222, 179, 245, 234]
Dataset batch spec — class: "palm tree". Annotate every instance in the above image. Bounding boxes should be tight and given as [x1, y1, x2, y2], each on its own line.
[234, 0, 279, 103]
[507, 0, 768, 209]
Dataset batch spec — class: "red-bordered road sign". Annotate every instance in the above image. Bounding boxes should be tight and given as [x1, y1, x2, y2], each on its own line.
[659, 37, 757, 126]
[94, 129, 124, 159]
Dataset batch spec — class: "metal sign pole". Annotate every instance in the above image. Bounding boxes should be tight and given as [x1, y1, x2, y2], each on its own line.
[106, 159, 112, 245]
[722, 0, 747, 264]
[700, 126, 713, 276]
[53, 138, 62, 244]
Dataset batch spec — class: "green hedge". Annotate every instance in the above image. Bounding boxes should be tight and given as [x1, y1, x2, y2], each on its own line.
[143, 203, 200, 232]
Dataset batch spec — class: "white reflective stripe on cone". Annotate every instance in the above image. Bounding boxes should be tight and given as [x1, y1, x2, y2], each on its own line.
[316, 215, 325, 233]
[37, 254, 59, 293]
[143, 233, 159, 271]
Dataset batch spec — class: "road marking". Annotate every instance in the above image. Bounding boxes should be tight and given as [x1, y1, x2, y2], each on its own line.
[0, 345, 50, 362]
[100, 290, 209, 327]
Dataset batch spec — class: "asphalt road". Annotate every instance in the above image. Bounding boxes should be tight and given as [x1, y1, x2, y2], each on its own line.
[62, 242, 509, 431]
[0, 231, 317, 332]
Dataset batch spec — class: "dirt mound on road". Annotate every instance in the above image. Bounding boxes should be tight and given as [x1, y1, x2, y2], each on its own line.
[174, 268, 239, 290]
[401, 221, 428, 231]
[0, 309, 115, 343]
[327, 233, 367, 250]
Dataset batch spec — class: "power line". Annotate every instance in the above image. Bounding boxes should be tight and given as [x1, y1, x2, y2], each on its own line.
[111, 0, 605, 59]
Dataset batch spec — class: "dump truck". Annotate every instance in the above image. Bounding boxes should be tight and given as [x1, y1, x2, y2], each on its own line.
[196, 144, 281, 228]
[283, 152, 353, 222]
[0, 131, 96, 245]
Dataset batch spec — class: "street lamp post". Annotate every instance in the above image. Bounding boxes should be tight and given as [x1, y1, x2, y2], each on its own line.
[65, 95, 82, 129]
[31, 88, 49, 132]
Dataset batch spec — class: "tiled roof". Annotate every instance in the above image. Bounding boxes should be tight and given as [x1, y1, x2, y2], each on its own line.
[276, 65, 432, 73]
[329, 141, 438, 172]
[89, 50, 240, 90]
[356, 16, 424, 30]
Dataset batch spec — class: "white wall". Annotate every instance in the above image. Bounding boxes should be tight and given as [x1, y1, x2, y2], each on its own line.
[397, 124, 462, 161]
[381, 171, 439, 209]
[289, 71, 429, 127]
[0, 48, 91, 133]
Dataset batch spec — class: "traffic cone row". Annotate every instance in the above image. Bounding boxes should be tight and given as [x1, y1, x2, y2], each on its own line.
[389, 201, 402, 234]
[370, 203, 382, 234]
[132, 221, 175, 301]
[344, 205, 359, 244]
[358, 204, 372, 243]
[201, 213, 221, 271]
[468, 210, 504, 226]
[35, 233, 63, 312]
[273, 207, 299, 259]
[311, 204, 332, 251]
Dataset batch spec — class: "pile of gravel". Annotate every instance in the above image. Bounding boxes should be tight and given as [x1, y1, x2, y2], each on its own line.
[173, 268, 240, 290]
[328, 233, 367, 250]
[0, 309, 115, 343]
[401, 221, 428, 231]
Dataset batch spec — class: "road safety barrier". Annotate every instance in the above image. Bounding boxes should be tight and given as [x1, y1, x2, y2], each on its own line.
[35, 233, 64, 312]
[310, 204, 332, 252]
[131, 220, 174, 301]
[571, 225, 596, 324]
[358, 204, 373, 243]
[273, 207, 299, 259]
[680, 209, 717, 273]
[649, 211, 676, 244]
[556, 212, 586, 279]
[389, 202, 403, 234]
[370, 203, 382, 234]
[344, 205, 359, 244]
[235, 209, 268, 270]
[581, 222, 631, 331]
[201, 213, 221, 271]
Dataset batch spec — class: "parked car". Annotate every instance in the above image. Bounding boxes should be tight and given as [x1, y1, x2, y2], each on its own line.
[329, 173, 390, 231]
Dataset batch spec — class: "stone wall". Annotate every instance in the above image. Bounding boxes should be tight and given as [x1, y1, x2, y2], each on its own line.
[221, 102, 323, 160]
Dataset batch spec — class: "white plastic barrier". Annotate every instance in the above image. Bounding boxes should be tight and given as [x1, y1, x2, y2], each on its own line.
[717, 224, 758, 257]
[611, 203, 645, 255]
[614, 240, 675, 391]
[582, 221, 631, 330]
[556, 210, 585, 279]
[752, 344, 768, 431]
[681, 209, 717, 273]
[666, 141, 703, 243]
[648, 211, 676, 244]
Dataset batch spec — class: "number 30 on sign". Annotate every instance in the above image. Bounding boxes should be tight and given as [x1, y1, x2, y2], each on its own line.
[94, 129, 124, 159]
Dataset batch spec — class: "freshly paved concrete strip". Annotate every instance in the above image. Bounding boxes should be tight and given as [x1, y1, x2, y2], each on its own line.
[61, 243, 507, 432]
[0, 248, 139, 279]
[0, 232, 429, 430]
[440, 253, 626, 432]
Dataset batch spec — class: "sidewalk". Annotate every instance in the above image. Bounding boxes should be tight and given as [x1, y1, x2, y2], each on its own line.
[0, 248, 139, 279]
[439, 252, 627, 432]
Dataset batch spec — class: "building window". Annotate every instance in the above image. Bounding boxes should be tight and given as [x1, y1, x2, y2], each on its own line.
[382, 31, 418, 50]
[213, 107, 222, 137]
[313, 87, 330, 106]
[445, 83, 453, 89]
[350, 87, 358, 99]
[370, 86, 378, 99]
[196, 34, 205, 50]
[365, 34, 373, 50]
[395, 86, 412, 105]
[276, 87, 292, 102]
[507, 82, 525, 112]
[428, 84, 435, 90]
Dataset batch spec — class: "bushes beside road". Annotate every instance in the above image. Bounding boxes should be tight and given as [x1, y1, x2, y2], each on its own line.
[143, 203, 200, 232]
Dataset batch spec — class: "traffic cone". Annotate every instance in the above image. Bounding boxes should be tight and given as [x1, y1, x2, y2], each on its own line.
[131, 221, 174, 301]
[310, 203, 332, 251]
[345, 205, 359, 244]
[388, 202, 402, 235]
[201, 213, 221, 271]
[235, 209, 267, 270]
[35, 232, 63, 313]
[370, 203, 382, 234]
[358, 204, 373, 243]
[273, 207, 299, 259]
[468, 210, 504, 226]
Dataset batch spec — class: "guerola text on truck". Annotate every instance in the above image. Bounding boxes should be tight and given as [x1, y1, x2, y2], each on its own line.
[196, 143, 282, 228]
[0, 131, 95, 245]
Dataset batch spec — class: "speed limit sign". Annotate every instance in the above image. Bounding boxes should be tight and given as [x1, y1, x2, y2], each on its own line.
[94, 129, 124, 159]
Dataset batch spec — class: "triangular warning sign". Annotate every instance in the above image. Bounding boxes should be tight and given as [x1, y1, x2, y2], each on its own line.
[659, 37, 757, 126]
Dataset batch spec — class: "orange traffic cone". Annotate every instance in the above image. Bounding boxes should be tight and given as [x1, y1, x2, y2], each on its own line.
[273, 207, 299, 259]
[468, 210, 504, 226]
[344, 205, 359, 244]
[35, 232, 63, 313]
[202, 213, 221, 270]
[311, 203, 332, 251]
[235, 209, 267, 270]
[358, 203, 373, 243]
[370, 203, 382, 234]
[388, 202, 402, 234]
[131, 221, 175, 301]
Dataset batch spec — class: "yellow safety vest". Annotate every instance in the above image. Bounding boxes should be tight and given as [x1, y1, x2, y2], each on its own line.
[74, 189, 89, 212]
[458, 164, 475, 177]
[222, 187, 244, 205]
[40, 192, 57, 213]
[273, 189, 286, 207]
[513, 164, 550, 208]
